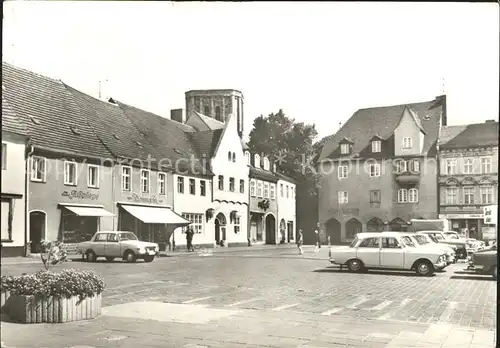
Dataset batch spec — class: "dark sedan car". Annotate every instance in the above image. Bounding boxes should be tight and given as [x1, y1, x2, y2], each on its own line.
[468, 244, 497, 280]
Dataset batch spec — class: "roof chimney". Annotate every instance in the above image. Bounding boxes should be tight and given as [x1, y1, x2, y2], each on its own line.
[170, 109, 185, 124]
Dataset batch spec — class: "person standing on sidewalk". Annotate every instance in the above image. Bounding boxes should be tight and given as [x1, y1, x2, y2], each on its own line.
[186, 227, 195, 252]
[314, 223, 321, 252]
[297, 229, 304, 255]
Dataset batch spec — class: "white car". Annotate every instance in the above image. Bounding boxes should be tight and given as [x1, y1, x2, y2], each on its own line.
[328, 232, 448, 276]
[411, 233, 456, 265]
[77, 231, 159, 263]
[418, 231, 468, 260]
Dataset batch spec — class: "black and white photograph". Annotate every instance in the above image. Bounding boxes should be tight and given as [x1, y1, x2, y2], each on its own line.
[1, 1, 498, 347]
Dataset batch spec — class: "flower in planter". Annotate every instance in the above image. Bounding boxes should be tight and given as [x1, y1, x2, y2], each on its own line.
[40, 240, 67, 270]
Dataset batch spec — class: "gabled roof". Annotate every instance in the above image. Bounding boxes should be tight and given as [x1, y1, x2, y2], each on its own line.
[249, 166, 278, 183]
[275, 171, 297, 184]
[440, 122, 499, 149]
[64, 85, 163, 164]
[195, 111, 225, 130]
[2, 94, 28, 136]
[319, 97, 443, 161]
[405, 107, 426, 134]
[116, 101, 211, 176]
[2, 62, 111, 159]
[189, 129, 224, 159]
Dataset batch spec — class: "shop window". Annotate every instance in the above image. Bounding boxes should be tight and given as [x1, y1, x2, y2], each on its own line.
[200, 180, 206, 196]
[140, 169, 150, 193]
[158, 172, 166, 195]
[122, 166, 132, 191]
[239, 179, 245, 194]
[64, 161, 78, 186]
[87, 164, 99, 188]
[177, 177, 184, 194]
[182, 213, 203, 234]
[31, 156, 46, 182]
[189, 178, 196, 195]
[62, 214, 98, 243]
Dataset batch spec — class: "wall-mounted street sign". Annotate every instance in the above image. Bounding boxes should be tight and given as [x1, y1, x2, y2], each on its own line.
[483, 205, 497, 225]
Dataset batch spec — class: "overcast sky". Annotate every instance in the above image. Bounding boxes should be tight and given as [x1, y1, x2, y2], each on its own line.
[2, 1, 499, 141]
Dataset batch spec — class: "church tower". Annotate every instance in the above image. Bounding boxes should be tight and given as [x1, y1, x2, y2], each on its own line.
[185, 89, 244, 136]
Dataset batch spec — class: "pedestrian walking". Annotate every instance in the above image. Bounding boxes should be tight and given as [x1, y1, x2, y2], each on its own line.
[186, 227, 195, 252]
[314, 223, 321, 252]
[297, 229, 304, 255]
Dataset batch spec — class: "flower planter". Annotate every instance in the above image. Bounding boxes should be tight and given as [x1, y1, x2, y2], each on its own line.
[5, 293, 101, 323]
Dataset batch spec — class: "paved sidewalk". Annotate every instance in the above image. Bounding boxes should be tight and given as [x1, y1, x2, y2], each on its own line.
[1, 301, 496, 348]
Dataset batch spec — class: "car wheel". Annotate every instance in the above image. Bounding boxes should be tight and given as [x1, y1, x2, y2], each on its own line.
[144, 255, 154, 263]
[123, 251, 136, 263]
[347, 259, 364, 272]
[106, 257, 114, 262]
[86, 250, 96, 262]
[492, 266, 497, 280]
[415, 260, 434, 276]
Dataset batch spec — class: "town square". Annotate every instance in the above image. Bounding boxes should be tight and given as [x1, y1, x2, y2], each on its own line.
[1, 2, 498, 348]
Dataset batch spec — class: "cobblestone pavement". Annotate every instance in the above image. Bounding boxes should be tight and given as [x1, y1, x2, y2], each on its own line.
[1, 246, 497, 347]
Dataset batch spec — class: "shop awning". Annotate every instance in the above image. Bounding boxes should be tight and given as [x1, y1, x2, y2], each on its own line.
[120, 204, 191, 225]
[62, 205, 114, 217]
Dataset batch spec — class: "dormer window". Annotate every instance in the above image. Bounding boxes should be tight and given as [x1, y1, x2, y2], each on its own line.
[372, 140, 381, 153]
[402, 137, 412, 149]
[340, 144, 350, 154]
[263, 157, 270, 170]
[254, 154, 261, 169]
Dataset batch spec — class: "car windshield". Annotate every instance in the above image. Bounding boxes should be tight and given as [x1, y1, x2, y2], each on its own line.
[446, 234, 459, 239]
[414, 235, 429, 244]
[433, 234, 445, 241]
[401, 236, 416, 247]
[119, 232, 138, 241]
[349, 237, 359, 248]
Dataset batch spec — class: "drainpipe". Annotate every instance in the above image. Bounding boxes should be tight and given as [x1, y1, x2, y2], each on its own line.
[111, 158, 116, 230]
[25, 144, 35, 256]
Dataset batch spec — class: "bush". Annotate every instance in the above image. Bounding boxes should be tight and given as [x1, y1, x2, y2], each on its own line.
[0, 269, 105, 302]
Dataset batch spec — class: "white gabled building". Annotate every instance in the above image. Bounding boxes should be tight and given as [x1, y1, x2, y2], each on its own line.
[276, 172, 297, 243]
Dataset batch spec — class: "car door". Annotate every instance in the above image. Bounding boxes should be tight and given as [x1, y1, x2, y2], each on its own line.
[380, 237, 405, 268]
[105, 233, 121, 257]
[356, 237, 381, 267]
[93, 233, 108, 255]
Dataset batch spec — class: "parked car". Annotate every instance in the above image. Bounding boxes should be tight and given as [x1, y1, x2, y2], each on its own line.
[77, 231, 159, 263]
[409, 233, 456, 266]
[328, 232, 448, 276]
[468, 244, 497, 279]
[418, 231, 467, 259]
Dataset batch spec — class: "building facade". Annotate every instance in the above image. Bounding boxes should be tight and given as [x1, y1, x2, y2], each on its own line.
[317, 96, 446, 244]
[438, 121, 499, 240]
[1, 95, 29, 257]
[276, 173, 297, 244]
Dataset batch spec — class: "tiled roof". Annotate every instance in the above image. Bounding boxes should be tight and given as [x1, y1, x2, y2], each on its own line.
[189, 129, 224, 159]
[407, 107, 426, 134]
[2, 94, 28, 136]
[64, 85, 163, 165]
[249, 166, 278, 183]
[195, 111, 225, 130]
[2, 62, 111, 159]
[440, 122, 499, 149]
[319, 97, 443, 161]
[116, 101, 211, 176]
[275, 171, 298, 184]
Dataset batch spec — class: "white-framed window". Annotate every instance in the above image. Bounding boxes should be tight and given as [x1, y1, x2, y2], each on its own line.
[1, 143, 6, 170]
[395, 159, 407, 173]
[340, 144, 350, 154]
[87, 164, 99, 188]
[270, 183, 276, 199]
[481, 157, 492, 174]
[408, 188, 419, 203]
[233, 215, 241, 234]
[64, 161, 77, 185]
[239, 179, 245, 194]
[463, 158, 473, 174]
[257, 180, 263, 197]
[140, 169, 150, 193]
[122, 166, 131, 191]
[402, 137, 412, 149]
[372, 140, 381, 153]
[31, 156, 47, 182]
[254, 154, 261, 168]
[218, 175, 224, 190]
[280, 183, 284, 197]
[446, 187, 458, 205]
[200, 180, 206, 196]
[229, 177, 235, 192]
[263, 182, 269, 198]
[338, 165, 348, 179]
[481, 186, 493, 204]
[338, 191, 348, 204]
[177, 176, 184, 193]
[463, 186, 475, 205]
[369, 163, 381, 177]
[250, 179, 256, 197]
[182, 213, 203, 234]
[398, 189, 408, 203]
[263, 157, 270, 170]
[446, 159, 456, 175]
[158, 172, 166, 195]
[189, 178, 196, 195]
[410, 159, 420, 173]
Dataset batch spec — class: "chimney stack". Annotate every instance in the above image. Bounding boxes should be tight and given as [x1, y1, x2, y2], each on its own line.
[170, 109, 185, 124]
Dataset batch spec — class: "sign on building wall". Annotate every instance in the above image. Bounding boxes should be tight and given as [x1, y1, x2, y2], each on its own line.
[483, 205, 497, 225]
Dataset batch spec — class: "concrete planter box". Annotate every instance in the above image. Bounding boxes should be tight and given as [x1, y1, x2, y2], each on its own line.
[1, 290, 11, 312]
[2, 292, 101, 323]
